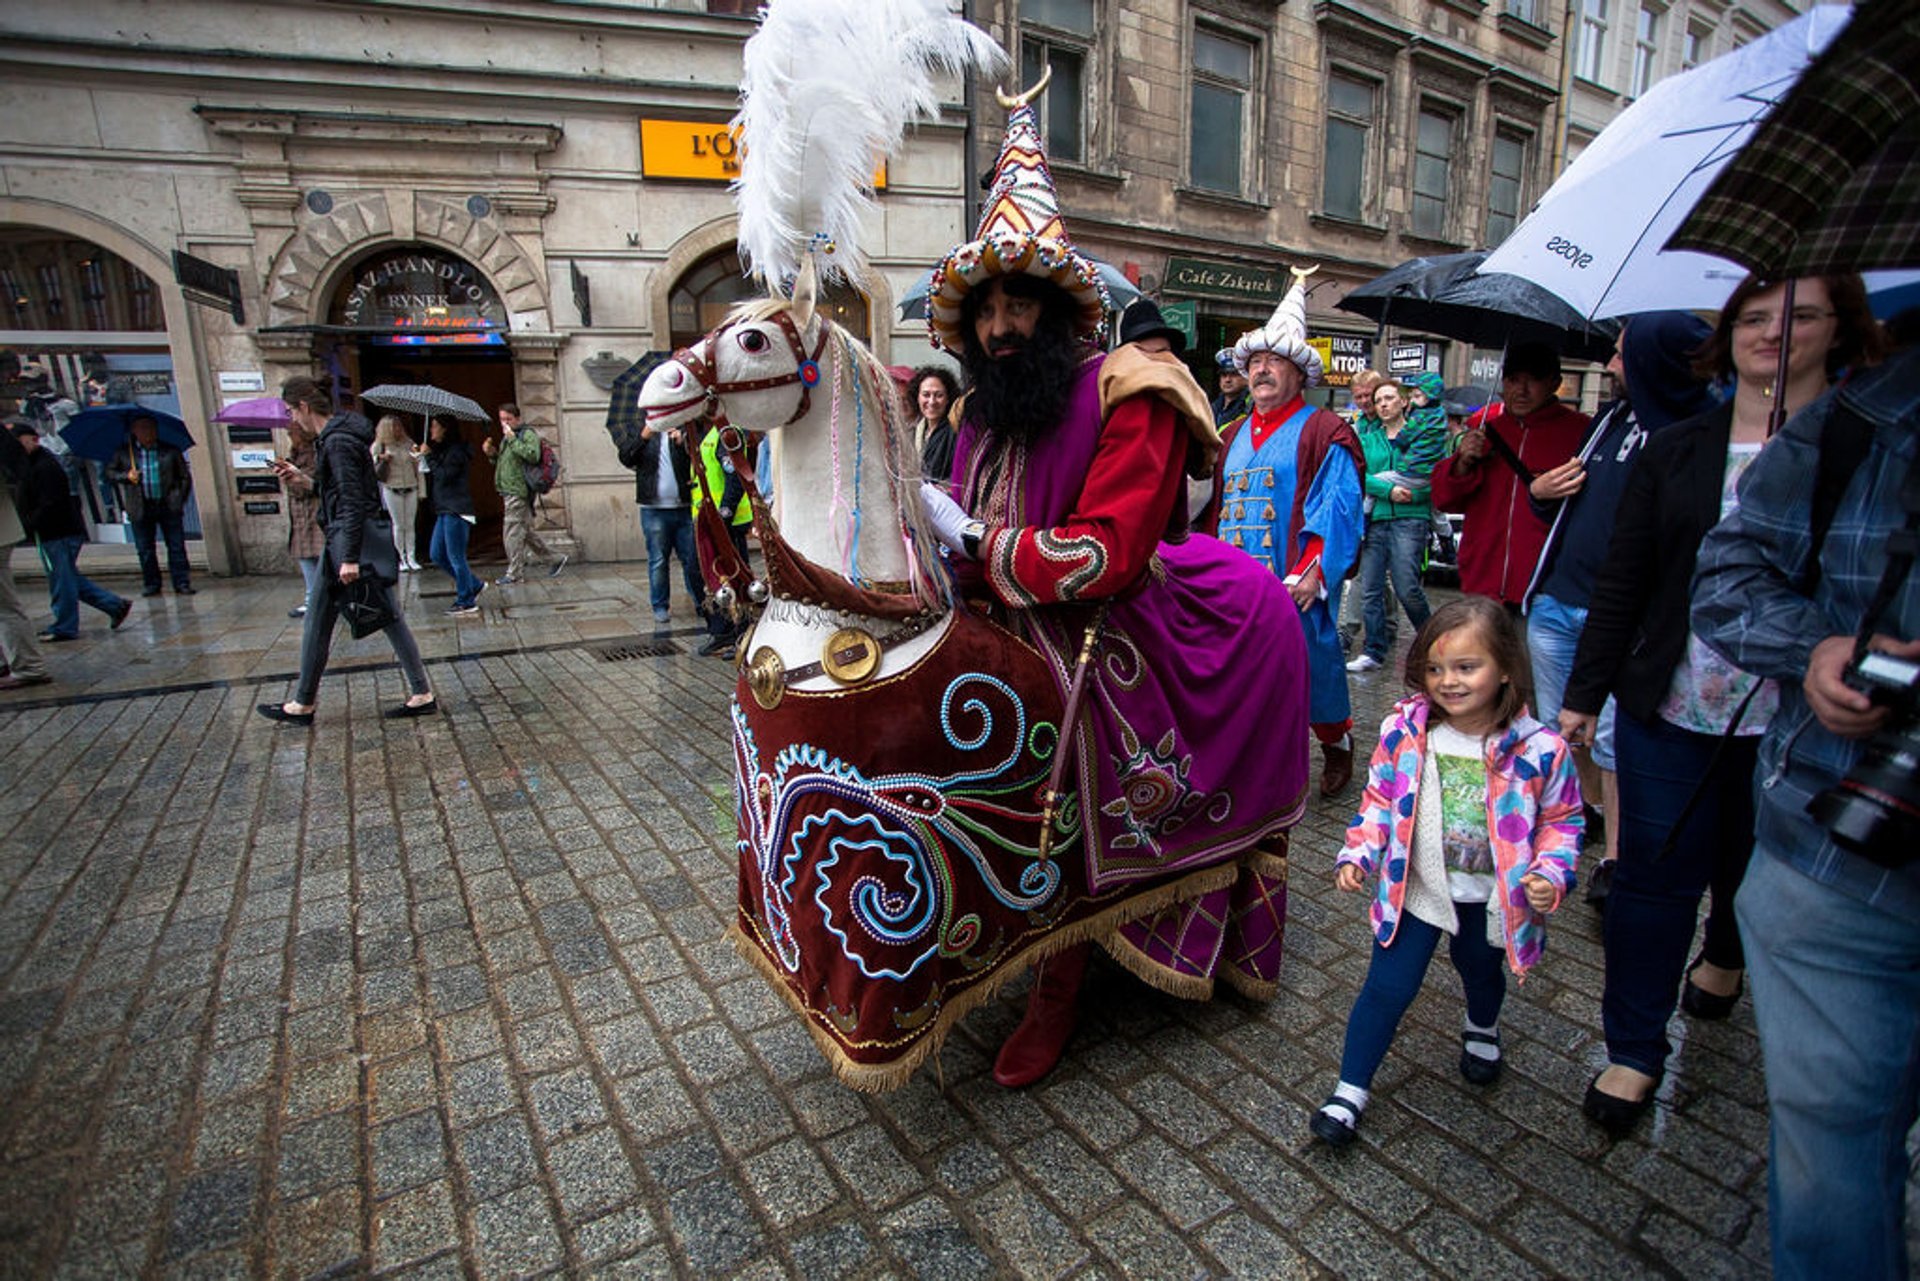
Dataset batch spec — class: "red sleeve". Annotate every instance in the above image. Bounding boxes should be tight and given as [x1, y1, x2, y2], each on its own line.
[1288, 533, 1323, 579]
[1428, 451, 1485, 511]
[980, 395, 1185, 608]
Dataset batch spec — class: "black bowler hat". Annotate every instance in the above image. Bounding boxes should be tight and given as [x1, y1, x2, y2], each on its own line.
[1117, 299, 1187, 354]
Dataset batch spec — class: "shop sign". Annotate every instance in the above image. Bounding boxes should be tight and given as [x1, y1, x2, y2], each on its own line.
[172, 251, 244, 323]
[237, 476, 281, 494]
[1164, 256, 1282, 303]
[217, 371, 265, 393]
[243, 501, 281, 516]
[1158, 300, 1197, 349]
[1309, 334, 1374, 388]
[640, 119, 886, 187]
[335, 249, 506, 332]
[1387, 342, 1429, 374]
[231, 447, 276, 471]
[127, 372, 173, 396]
[1470, 349, 1505, 385]
[225, 426, 274, 444]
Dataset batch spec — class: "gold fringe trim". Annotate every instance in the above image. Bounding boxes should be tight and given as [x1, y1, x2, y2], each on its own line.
[726, 861, 1240, 1094]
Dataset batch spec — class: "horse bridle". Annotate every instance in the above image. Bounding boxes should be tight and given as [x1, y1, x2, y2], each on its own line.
[657, 308, 828, 431]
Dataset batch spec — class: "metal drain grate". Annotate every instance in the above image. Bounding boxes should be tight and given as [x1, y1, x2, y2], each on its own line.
[593, 639, 681, 662]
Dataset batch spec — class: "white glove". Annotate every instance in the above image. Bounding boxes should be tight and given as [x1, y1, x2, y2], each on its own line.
[920, 481, 976, 556]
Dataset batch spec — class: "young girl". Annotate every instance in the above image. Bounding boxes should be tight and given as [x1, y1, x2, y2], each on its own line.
[1311, 596, 1582, 1148]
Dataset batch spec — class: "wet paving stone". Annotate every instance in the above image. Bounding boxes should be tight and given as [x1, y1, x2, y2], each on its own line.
[4, 573, 1905, 1277]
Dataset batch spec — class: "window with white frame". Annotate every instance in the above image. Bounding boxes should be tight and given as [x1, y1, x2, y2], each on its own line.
[1486, 128, 1528, 246]
[1020, 0, 1095, 165]
[1577, 0, 1609, 84]
[1682, 23, 1708, 68]
[1322, 72, 1376, 221]
[1631, 6, 1660, 96]
[1412, 106, 1456, 240]
[1190, 26, 1255, 194]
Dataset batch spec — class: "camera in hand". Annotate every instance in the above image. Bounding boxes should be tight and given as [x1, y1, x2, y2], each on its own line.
[1807, 648, 1920, 866]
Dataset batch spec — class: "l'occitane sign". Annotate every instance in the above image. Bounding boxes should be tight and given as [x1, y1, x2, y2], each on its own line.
[639, 119, 885, 187]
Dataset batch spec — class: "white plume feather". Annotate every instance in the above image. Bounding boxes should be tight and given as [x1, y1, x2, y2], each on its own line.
[734, 0, 1007, 293]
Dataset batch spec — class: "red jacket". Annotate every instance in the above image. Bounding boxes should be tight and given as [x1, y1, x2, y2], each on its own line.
[1430, 401, 1588, 605]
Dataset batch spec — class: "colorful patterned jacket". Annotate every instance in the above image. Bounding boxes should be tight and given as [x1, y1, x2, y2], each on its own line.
[1337, 694, 1582, 977]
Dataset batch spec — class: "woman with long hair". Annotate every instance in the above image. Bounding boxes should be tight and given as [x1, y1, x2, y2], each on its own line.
[1563, 273, 1886, 1135]
[421, 415, 484, 618]
[372, 414, 422, 571]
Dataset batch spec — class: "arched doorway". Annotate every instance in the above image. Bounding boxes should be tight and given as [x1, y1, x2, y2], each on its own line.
[668, 248, 870, 350]
[0, 228, 198, 550]
[324, 246, 516, 561]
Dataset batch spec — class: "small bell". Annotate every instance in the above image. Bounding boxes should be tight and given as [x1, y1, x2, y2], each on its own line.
[748, 579, 770, 605]
[714, 585, 737, 614]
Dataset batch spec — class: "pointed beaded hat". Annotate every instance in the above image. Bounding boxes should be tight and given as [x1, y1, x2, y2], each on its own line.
[928, 72, 1111, 351]
[1232, 264, 1325, 386]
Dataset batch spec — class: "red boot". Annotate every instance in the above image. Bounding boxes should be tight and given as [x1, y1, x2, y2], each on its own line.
[992, 943, 1090, 1087]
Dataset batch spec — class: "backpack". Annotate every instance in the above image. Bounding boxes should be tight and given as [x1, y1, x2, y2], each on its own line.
[522, 432, 561, 495]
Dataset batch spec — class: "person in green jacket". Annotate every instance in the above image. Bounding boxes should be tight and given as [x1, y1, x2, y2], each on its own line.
[1346, 378, 1447, 672]
[481, 402, 567, 585]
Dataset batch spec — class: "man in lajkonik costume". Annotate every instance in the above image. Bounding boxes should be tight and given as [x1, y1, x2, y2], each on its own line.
[1215, 280, 1367, 797]
[921, 88, 1312, 1088]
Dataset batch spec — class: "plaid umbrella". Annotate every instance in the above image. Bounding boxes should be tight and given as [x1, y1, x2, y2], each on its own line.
[1669, 0, 1920, 277]
[603, 353, 671, 455]
[360, 384, 489, 422]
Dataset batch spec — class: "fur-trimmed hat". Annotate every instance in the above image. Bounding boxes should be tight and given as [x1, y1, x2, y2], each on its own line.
[1231, 265, 1324, 386]
[927, 79, 1109, 352]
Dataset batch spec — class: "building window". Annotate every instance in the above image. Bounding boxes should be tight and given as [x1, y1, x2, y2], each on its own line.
[1020, 0, 1095, 165]
[1190, 27, 1254, 194]
[1682, 23, 1708, 68]
[1631, 6, 1660, 96]
[1487, 129, 1528, 246]
[1412, 106, 1455, 240]
[1322, 73, 1375, 221]
[1505, 0, 1543, 23]
[1577, 0, 1609, 84]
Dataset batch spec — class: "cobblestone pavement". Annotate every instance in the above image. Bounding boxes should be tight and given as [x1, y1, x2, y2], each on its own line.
[0, 568, 1907, 1277]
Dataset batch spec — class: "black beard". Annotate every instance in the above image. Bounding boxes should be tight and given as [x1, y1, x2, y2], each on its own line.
[960, 320, 1087, 445]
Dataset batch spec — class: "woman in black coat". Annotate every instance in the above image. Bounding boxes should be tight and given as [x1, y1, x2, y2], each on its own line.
[259, 377, 436, 724]
[422, 415, 484, 615]
[1562, 272, 1886, 1135]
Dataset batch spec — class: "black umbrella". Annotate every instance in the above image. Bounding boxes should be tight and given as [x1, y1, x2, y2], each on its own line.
[360, 384, 489, 422]
[603, 353, 671, 455]
[1669, 0, 1920, 278]
[60, 404, 194, 463]
[1339, 251, 1619, 364]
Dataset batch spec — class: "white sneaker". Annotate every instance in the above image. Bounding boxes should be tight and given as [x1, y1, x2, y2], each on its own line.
[1346, 654, 1383, 673]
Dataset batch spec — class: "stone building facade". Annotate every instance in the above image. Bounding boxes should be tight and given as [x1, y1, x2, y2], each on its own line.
[0, 0, 975, 577]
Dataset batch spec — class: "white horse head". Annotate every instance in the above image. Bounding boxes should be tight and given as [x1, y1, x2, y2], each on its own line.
[637, 295, 947, 613]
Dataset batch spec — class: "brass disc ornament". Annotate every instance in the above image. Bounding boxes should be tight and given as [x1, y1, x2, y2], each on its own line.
[746, 646, 787, 710]
[821, 627, 882, 685]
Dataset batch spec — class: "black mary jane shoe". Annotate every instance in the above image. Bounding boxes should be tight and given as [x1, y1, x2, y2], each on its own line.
[1582, 1072, 1656, 1138]
[1309, 1096, 1362, 1149]
[256, 703, 315, 726]
[1680, 958, 1743, 1020]
[1459, 1031, 1503, 1086]
[383, 699, 439, 719]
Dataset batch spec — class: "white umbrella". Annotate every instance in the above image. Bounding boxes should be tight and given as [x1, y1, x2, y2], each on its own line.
[1480, 5, 1855, 320]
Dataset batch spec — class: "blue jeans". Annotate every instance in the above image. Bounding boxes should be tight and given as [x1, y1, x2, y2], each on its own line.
[1738, 847, 1920, 1280]
[37, 536, 127, 638]
[429, 515, 483, 608]
[1527, 593, 1616, 769]
[1358, 517, 1431, 662]
[639, 505, 703, 618]
[1337, 903, 1506, 1088]
[1603, 710, 1757, 1077]
[130, 508, 191, 591]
